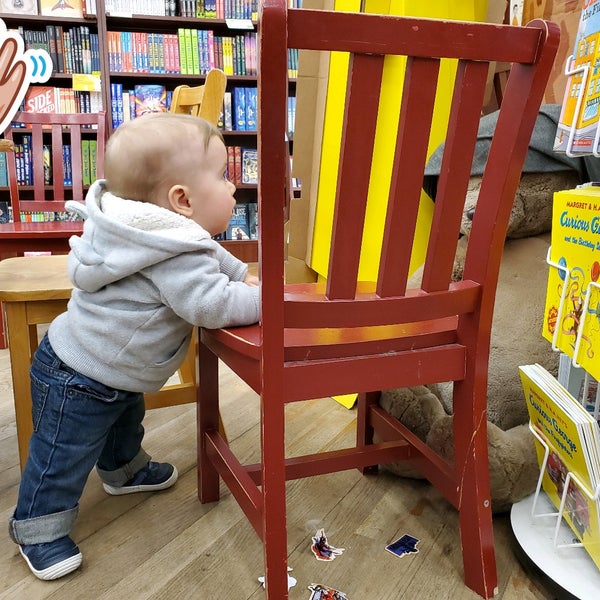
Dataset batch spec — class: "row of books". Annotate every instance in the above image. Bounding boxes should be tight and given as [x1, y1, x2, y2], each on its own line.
[106, 29, 257, 77]
[16, 25, 101, 76]
[110, 83, 172, 129]
[218, 92, 296, 136]
[521, 362, 600, 571]
[21, 86, 103, 117]
[5, 138, 99, 187]
[105, 0, 259, 19]
[226, 146, 256, 186]
[109, 83, 267, 134]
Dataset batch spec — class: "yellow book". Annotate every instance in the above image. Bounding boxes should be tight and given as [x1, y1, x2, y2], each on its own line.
[520, 363, 600, 569]
[542, 188, 600, 382]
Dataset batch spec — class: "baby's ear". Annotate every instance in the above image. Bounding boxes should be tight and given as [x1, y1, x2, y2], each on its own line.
[167, 184, 192, 216]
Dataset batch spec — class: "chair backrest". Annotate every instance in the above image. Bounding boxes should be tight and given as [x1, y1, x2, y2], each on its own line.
[170, 69, 227, 125]
[258, 1, 558, 361]
[4, 111, 107, 223]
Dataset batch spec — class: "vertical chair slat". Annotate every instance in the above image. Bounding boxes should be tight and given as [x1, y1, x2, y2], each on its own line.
[326, 53, 384, 300]
[51, 123, 64, 201]
[31, 124, 45, 202]
[377, 56, 440, 298]
[422, 59, 490, 292]
[70, 124, 84, 202]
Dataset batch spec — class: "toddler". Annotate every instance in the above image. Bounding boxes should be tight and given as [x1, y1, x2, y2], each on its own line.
[8, 112, 260, 580]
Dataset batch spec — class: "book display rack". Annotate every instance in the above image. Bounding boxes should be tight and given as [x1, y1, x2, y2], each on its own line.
[513, 185, 600, 598]
[0, 0, 300, 261]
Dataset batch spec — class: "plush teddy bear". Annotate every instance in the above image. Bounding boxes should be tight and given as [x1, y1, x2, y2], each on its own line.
[379, 163, 582, 513]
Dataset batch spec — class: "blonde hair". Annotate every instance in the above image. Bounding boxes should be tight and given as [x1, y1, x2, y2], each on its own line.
[104, 112, 223, 204]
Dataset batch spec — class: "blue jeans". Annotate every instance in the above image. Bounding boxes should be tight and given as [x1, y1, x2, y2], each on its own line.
[8, 334, 151, 546]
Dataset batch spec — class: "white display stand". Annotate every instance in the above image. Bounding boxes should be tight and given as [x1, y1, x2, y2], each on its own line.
[511, 493, 600, 600]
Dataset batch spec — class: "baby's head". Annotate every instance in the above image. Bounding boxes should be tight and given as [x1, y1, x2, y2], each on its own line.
[105, 112, 221, 204]
[104, 112, 237, 235]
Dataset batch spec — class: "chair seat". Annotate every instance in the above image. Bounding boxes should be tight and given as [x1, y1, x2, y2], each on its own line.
[204, 314, 460, 361]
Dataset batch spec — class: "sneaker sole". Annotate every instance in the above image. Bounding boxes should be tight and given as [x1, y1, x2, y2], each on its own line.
[102, 466, 178, 496]
[19, 546, 82, 580]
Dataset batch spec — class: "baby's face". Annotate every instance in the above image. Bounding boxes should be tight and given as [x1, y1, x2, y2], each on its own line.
[185, 136, 237, 235]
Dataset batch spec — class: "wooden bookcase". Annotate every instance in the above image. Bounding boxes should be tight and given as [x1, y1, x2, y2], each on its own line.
[0, 0, 298, 262]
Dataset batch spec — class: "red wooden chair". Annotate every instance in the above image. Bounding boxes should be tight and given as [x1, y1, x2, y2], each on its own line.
[0, 111, 107, 243]
[196, 2, 559, 598]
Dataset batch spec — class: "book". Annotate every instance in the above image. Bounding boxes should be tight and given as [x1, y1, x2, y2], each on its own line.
[226, 203, 250, 240]
[24, 86, 60, 114]
[241, 148, 257, 184]
[554, 0, 600, 154]
[0, 152, 7, 187]
[40, 0, 84, 18]
[520, 362, 600, 569]
[81, 139, 91, 186]
[0, 201, 10, 224]
[542, 187, 600, 383]
[0, 0, 38, 14]
[133, 84, 167, 118]
[247, 201, 258, 240]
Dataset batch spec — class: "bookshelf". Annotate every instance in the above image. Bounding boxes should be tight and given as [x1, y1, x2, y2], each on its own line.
[0, 0, 300, 262]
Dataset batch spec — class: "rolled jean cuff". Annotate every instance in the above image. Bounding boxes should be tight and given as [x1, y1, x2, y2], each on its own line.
[96, 448, 151, 487]
[8, 505, 79, 545]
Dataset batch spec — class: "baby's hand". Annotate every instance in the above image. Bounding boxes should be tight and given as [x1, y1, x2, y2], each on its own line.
[244, 273, 259, 287]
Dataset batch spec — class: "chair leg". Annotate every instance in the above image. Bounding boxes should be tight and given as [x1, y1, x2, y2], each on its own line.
[356, 391, 379, 474]
[197, 337, 221, 503]
[453, 381, 497, 599]
[261, 391, 289, 599]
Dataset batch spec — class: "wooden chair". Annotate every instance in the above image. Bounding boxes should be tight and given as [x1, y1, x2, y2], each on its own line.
[1, 111, 107, 234]
[196, 2, 559, 599]
[169, 68, 227, 124]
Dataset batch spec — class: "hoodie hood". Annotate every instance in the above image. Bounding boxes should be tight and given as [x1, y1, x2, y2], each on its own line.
[67, 179, 213, 292]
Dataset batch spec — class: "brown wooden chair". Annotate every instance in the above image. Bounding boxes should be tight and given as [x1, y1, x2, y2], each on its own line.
[169, 68, 227, 124]
[196, 2, 559, 598]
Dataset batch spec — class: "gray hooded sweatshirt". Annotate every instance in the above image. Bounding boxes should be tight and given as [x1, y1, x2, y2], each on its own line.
[48, 179, 260, 393]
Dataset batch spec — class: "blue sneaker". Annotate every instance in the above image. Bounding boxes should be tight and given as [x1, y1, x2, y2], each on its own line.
[102, 461, 178, 496]
[19, 536, 82, 580]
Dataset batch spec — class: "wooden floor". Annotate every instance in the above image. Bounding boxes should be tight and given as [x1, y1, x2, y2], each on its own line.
[0, 345, 556, 599]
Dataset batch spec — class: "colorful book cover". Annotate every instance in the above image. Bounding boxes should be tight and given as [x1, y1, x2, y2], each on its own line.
[40, 0, 84, 18]
[226, 203, 250, 240]
[241, 148, 257, 184]
[554, 0, 600, 154]
[0, 201, 10, 224]
[133, 85, 167, 118]
[0, 0, 38, 14]
[0, 152, 7, 187]
[89, 139, 97, 181]
[24, 86, 60, 114]
[247, 201, 258, 240]
[542, 188, 600, 382]
[81, 139, 90, 186]
[520, 363, 600, 569]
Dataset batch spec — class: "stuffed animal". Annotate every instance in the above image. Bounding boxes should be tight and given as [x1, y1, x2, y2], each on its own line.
[379, 163, 582, 513]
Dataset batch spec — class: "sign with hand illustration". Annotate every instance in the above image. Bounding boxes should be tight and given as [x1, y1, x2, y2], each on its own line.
[0, 18, 52, 135]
